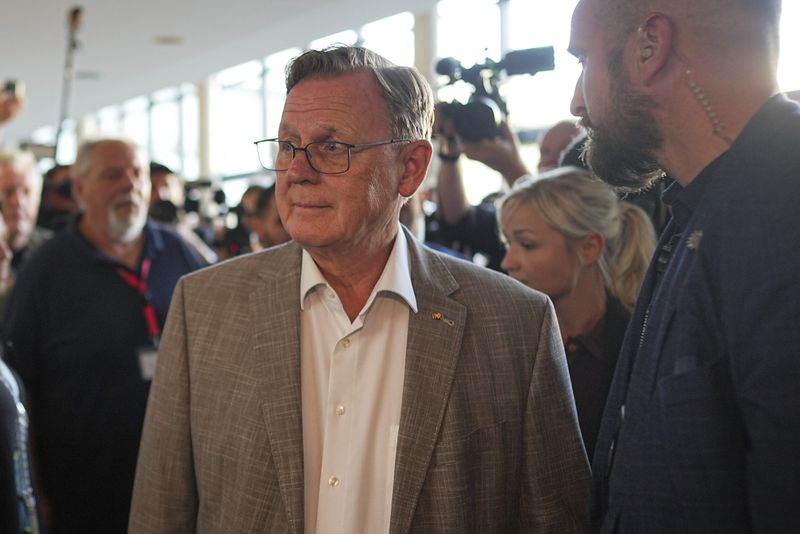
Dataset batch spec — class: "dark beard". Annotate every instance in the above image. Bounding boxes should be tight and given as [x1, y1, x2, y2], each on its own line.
[581, 49, 666, 193]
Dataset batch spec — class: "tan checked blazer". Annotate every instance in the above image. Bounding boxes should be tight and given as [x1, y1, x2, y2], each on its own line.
[128, 228, 590, 534]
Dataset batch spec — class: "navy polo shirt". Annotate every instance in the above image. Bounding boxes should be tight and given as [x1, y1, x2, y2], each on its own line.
[3, 216, 203, 534]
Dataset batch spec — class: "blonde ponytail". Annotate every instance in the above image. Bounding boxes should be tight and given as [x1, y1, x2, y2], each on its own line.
[607, 201, 656, 310]
[499, 167, 656, 311]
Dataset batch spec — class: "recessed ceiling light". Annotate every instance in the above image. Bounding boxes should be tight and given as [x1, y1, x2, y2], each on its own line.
[154, 35, 183, 45]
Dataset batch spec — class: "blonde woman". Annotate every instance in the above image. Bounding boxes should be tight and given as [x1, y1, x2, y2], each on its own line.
[499, 166, 656, 458]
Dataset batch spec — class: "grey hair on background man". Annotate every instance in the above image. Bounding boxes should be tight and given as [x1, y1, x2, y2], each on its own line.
[0, 148, 43, 202]
[72, 138, 145, 181]
[285, 44, 434, 141]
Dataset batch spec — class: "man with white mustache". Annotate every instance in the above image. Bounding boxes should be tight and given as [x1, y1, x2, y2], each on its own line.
[3, 138, 203, 534]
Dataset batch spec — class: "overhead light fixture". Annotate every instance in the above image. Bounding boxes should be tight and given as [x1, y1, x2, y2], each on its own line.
[154, 35, 183, 46]
[75, 69, 101, 80]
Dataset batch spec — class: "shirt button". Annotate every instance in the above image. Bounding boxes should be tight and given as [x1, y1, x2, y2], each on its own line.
[326, 289, 336, 300]
[341, 338, 351, 348]
[328, 476, 340, 488]
[335, 404, 346, 416]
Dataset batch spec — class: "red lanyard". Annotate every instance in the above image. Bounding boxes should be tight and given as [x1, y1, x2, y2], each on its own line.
[115, 258, 160, 343]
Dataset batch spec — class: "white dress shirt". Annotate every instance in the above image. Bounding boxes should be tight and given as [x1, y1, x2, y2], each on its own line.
[300, 228, 417, 534]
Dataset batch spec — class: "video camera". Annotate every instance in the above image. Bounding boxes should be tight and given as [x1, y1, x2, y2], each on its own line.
[436, 47, 555, 141]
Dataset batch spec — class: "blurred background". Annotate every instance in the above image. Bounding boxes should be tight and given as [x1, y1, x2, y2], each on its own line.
[1, 0, 799, 204]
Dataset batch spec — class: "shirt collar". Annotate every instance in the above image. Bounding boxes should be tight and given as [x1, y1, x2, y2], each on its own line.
[662, 151, 725, 231]
[300, 225, 418, 315]
[566, 313, 605, 362]
[70, 215, 161, 269]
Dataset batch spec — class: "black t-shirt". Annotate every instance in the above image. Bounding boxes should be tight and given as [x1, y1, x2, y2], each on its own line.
[426, 201, 506, 271]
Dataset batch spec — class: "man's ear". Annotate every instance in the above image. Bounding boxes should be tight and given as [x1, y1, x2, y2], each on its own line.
[635, 13, 675, 86]
[579, 231, 604, 266]
[398, 140, 433, 198]
[71, 178, 86, 209]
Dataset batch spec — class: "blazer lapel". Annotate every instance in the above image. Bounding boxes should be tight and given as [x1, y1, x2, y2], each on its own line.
[250, 245, 305, 534]
[390, 233, 466, 534]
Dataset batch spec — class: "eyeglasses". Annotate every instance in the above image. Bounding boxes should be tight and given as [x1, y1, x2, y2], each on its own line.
[254, 138, 413, 175]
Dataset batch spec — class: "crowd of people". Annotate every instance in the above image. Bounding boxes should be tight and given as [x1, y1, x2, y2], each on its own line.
[1, 0, 799, 532]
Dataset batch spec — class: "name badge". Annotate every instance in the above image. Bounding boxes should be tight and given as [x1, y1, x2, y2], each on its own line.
[137, 346, 159, 381]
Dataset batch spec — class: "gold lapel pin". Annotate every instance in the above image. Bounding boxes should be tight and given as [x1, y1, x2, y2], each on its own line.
[431, 312, 454, 326]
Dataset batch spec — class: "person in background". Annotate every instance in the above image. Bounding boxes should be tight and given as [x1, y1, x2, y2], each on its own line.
[537, 120, 583, 173]
[499, 166, 655, 458]
[239, 183, 290, 250]
[399, 192, 469, 261]
[430, 117, 525, 270]
[560, 135, 670, 234]
[36, 164, 77, 233]
[0, 150, 53, 316]
[431, 115, 584, 270]
[216, 184, 263, 260]
[148, 162, 217, 265]
[5, 138, 203, 534]
[569, 0, 800, 531]
[0, 78, 41, 534]
[130, 44, 590, 533]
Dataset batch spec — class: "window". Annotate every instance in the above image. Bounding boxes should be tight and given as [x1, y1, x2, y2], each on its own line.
[96, 105, 122, 135]
[150, 87, 182, 172]
[265, 48, 301, 138]
[361, 12, 415, 66]
[122, 96, 150, 154]
[309, 29, 358, 50]
[213, 60, 265, 176]
[503, 0, 580, 129]
[181, 84, 200, 179]
[436, 0, 501, 69]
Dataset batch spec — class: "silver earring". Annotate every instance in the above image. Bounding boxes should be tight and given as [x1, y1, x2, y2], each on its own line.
[642, 47, 654, 59]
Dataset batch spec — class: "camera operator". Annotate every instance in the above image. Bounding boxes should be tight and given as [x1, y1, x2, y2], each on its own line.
[430, 106, 530, 271]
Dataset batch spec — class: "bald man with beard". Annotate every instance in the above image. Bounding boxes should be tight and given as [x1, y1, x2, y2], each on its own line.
[4, 139, 203, 534]
[568, 0, 800, 532]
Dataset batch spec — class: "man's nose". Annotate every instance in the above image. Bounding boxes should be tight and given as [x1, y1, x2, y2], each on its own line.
[285, 148, 320, 184]
[570, 73, 587, 118]
[121, 168, 141, 190]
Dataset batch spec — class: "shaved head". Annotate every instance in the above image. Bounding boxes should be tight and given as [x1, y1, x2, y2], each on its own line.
[596, 0, 781, 62]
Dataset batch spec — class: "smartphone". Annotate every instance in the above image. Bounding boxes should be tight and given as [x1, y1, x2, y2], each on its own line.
[3, 80, 25, 99]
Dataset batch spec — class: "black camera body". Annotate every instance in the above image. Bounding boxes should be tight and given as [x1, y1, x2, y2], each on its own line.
[436, 47, 555, 141]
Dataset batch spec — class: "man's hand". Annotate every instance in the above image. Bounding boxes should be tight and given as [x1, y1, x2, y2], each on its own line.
[433, 103, 463, 160]
[0, 91, 25, 126]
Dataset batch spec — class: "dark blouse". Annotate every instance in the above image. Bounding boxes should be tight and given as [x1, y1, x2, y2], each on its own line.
[564, 295, 630, 460]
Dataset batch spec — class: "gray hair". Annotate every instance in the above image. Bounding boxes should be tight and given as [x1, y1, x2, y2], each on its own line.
[499, 166, 656, 311]
[72, 138, 141, 181]
[0, 148, 43, 201]
[285, 45, 434, 141]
